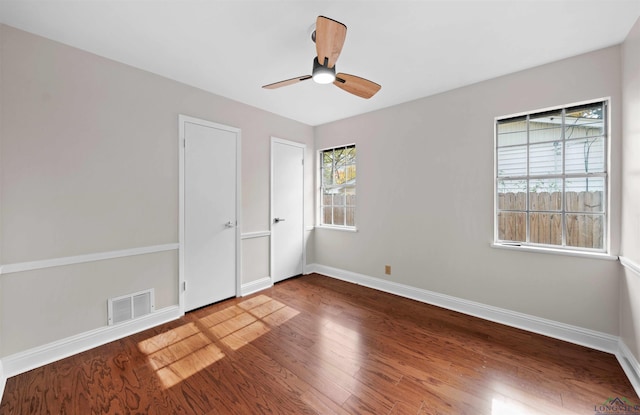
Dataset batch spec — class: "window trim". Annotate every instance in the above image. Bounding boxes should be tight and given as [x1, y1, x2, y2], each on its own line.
[490, 242, 618, 261]
[317, 143, 357, 230]
[493, 98, 611, 257]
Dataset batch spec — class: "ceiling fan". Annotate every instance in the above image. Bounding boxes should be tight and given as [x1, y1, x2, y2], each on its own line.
[262, 16, 381, 99]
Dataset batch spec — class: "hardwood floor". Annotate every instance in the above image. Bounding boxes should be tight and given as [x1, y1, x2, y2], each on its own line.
[1, 273, 636, 414]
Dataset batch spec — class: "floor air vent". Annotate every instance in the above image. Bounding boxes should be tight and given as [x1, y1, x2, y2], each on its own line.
[108, 289, 155, 325]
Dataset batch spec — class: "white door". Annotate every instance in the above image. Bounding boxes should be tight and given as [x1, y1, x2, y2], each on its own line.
[182, 116, 240, 312]
[271, 138, 305, 283]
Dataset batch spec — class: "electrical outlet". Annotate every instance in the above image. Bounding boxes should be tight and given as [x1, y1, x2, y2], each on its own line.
[385, 265, 391, 275]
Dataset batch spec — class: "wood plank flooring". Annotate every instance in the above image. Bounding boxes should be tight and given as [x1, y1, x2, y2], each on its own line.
[1, 273, 636, 414]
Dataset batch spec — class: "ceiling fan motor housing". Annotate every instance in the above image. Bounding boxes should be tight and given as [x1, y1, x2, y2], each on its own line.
[312, 57, 336, 84]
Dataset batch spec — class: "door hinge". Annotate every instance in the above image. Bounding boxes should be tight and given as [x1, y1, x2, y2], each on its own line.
[183, 139, 186, 148]
[183, 281, 187, 291]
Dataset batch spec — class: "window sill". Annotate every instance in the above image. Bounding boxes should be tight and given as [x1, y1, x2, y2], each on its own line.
[490, 242, 618, 261]
[315, 225, 358, 233]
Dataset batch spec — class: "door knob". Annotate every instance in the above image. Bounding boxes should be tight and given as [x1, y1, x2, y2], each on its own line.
[225, 221, 235, 228]
[274, 218, 286, 223]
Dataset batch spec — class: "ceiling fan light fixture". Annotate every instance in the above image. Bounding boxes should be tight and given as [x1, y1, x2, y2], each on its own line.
[312, 57, 336, 84]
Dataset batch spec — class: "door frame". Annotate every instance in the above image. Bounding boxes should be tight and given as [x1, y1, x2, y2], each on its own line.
[270, 136, 306, 283]
[179, 115, 242, 314]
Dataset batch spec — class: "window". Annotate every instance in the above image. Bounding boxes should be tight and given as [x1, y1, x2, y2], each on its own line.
[495, 100, 608, 252]
[319, 145, 356, 228]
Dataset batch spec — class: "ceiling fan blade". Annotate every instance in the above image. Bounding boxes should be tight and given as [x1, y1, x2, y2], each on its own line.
[334, 73, 381, 99]
[262, 75, 312, 89]
[315, 16, 347, 68]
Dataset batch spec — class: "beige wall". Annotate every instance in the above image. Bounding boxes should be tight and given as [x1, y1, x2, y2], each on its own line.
[314, 45, 623, 334]
[1, 251, 177, 354]
[0, 24, 314, 355]
[620, 17, 640, 361]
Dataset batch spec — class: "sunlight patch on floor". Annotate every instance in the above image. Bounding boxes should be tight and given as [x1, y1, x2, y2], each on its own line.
[201, 294, 300, 350]
[138, 322, 226, 389]
[138, 295, 300, 388]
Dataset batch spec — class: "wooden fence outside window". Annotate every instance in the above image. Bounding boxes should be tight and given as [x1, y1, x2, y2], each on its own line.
[497, 191, 603, 249]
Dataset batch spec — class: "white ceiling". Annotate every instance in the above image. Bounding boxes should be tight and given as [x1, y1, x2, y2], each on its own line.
[1, 1, 639, 126]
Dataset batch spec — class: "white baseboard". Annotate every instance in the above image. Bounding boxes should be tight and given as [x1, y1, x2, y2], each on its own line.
[310, 264, 619, 354]
[240, 276, 273, 296]
[617, 340, 640, 397]
[1, 305, 181, 380]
